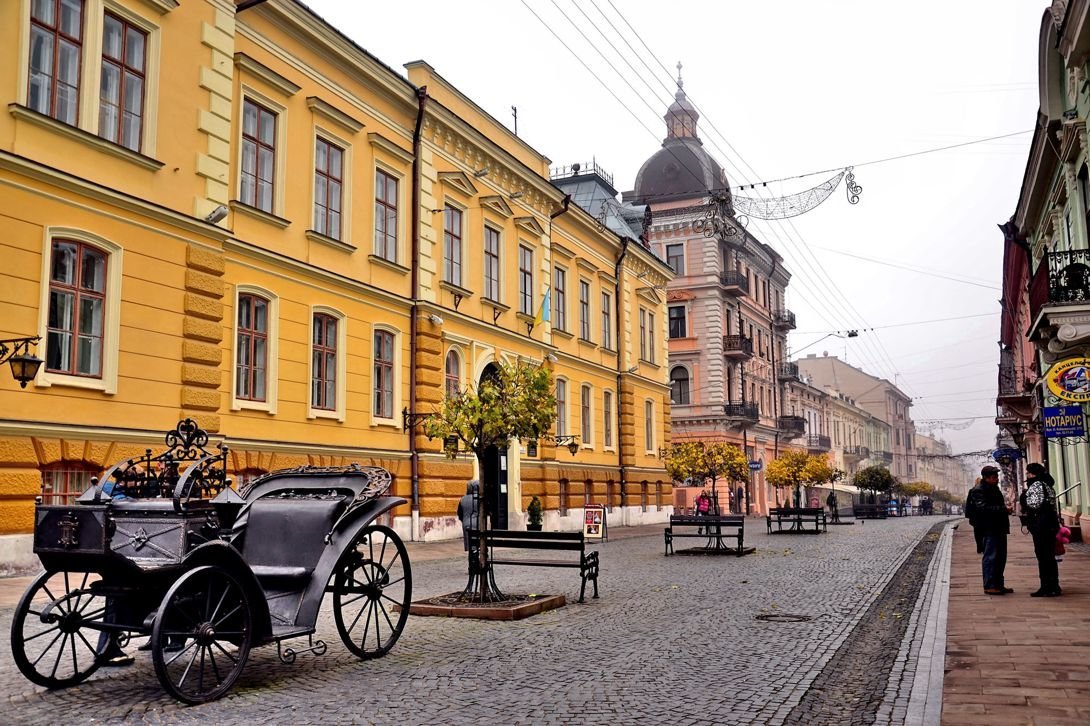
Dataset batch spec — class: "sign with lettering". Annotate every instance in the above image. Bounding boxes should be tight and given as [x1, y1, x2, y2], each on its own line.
[1042, 406, 1086, 438]
[1046, 357, 1090, 402]
[748, 460, 762, 471]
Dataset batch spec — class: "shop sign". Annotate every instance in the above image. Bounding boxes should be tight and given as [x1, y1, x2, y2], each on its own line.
[1042, 406, 1086, 438]
[582, 503, 606, 539]
[1046, 357, 1090, 402]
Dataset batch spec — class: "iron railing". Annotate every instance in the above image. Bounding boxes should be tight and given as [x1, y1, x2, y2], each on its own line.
[723, 402, 759, 421]
[998, 357, 1029, 398]
[772, 309, 796, 329]
[872, 450, 893, 464]
[806, 435, 831, 451]
[778, 416, 806, 436]
[549, 161, 614, 187]
[1029, 249, 1090, 321]
[778, 362, 800, 380]
[723, 335, 754, 356]
[720, 270, 750, 294]
[844, 445, 870, 458]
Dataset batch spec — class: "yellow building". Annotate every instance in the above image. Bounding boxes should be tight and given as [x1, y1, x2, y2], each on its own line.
[0, 0, 671, 563]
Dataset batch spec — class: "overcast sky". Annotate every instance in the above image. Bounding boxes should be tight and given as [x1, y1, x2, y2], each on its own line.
[306, 0, 1042, 459]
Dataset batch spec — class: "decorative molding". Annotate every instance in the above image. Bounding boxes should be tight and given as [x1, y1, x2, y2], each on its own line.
[366, 132, 413, 164]
[230, 200, 291, 229]
[234, 52, 301, 97]
[551, 242, 576, 260]
[135, 0, 179, 13]
[575, 257, 597, 273]
[305, 229, 356, 253]
[368, 254, 410, 275]
[437, 170, 479, 197]
[8, 104, 164, 171]
[480, 195, 514, 218]
[515, 216, 546, 237]
[306, 96, 364, 134]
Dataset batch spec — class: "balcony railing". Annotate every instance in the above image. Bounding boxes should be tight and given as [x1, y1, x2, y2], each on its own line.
[1029, 249, 1090, 322]
[873, 450, 893, 464]
[723, 335, 754, 358]
[777, 362, 800, 381]
[778, 415, 806, 436]
[723, 402, 759, 422]
[720, 270, 749, 296]
[998, 359, 1030, 398]
[805, 434, 831, 451]
[843, 445, 870, 458]
[772, 309, 796, 330]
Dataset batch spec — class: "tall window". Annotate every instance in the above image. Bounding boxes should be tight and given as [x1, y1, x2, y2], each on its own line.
[519, 245, 533, 314]
[483, 227, 500, 301]
[99, 13, 146, 151]
[648, 312, 656, 364]
[580, 384, 592, 444]
[241, 99, 276, 213]
[666, 243, 684, 274]
[639, 308, 647, 360]
[444, 349, 460, 398]
[373, 330, 394, 418]
[668, 306, 686, 339]
[443, 206, 462, 286]
[311, 313, 337, 411]
[236, 293, 269, 401]
[313, 138, 344, 239]
[670, 367, 690, 405]
[553, 267, 567, 331]
[644, 400, 654, 451]
[603, 390, 613, 448]
[556, 379, 567, 436]
[47, 240, 106, 377]
[374, 169, 398, 261]
[28, 0, 83, 126]
[579, 280, 591, 340]
[601, 292, 612, 349]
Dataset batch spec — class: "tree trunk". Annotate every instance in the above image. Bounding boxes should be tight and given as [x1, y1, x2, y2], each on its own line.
[476, 452, 489, 602]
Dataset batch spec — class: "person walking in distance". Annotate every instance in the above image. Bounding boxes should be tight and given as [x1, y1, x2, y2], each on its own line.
[1021, 462, 1062, 597]
[964, 465, 1013, 595]
[456, 480, 480, 552]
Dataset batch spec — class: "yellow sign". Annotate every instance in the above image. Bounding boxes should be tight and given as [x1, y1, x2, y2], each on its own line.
[1046, 357, 1090, 402]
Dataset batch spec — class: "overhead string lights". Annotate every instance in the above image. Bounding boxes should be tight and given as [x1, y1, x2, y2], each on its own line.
[731, 167, 862, 221]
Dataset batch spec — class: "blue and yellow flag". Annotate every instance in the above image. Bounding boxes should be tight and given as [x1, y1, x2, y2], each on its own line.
[534, 286, 551, 327]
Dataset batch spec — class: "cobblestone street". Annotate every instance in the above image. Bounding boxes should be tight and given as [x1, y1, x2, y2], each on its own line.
[0, 516, 954, 725]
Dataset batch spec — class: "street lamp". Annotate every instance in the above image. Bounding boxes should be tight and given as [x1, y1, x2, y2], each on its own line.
[0, 337, 42, 388]
[554, 435, 580, 456]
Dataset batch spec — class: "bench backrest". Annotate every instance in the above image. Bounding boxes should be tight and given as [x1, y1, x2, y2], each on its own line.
[669, 514, 744, 526]
[769, 507, 823, 516]
[473, 529, 585, 552]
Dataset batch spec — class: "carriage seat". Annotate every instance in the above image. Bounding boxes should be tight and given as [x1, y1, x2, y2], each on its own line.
[240, 494, 349, 584]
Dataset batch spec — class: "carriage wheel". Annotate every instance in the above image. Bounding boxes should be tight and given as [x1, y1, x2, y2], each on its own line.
[151, 566, 252, 704]
[332, 525, 412, 660]
[10, 570, 107, 689]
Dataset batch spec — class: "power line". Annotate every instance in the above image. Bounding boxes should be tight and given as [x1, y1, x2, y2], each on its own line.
[794, 311, 999, 335]
[808, 245, 1002, 291]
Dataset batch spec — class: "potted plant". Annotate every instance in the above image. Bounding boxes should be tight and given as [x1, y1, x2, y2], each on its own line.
[527, 495, 543, 531]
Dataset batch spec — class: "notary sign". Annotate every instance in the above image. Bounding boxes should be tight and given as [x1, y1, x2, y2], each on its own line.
[1042, 406, 1086, 438]
[1046, 357, 1090, 402]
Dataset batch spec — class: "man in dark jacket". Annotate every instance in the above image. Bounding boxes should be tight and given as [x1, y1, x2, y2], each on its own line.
[964, 465, 1013, 595]
[456, 480, 480, 551]
[1022, 462, 1061, 597]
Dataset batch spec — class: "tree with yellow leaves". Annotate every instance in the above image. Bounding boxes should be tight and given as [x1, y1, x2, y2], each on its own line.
[664, 440, 748, 513]
[766, 450, 812, 507]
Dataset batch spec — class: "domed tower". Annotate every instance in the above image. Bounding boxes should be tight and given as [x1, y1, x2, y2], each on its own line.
[629, 67, 731, 205]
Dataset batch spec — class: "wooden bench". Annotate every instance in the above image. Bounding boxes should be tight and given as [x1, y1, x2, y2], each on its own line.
[469, 529, 599, 602]
[852, 504, 888, 519]
[664, 514, 752, 556]
[766, 507, 827, 534]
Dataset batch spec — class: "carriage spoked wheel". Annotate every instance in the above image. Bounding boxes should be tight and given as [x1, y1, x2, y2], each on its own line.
[11, 570, 108, 689]
[331, 525, 412, 660]
[151, 565, 252, 704]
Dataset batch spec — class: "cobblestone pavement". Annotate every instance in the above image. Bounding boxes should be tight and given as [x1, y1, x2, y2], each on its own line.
[0, 516, 948, 725]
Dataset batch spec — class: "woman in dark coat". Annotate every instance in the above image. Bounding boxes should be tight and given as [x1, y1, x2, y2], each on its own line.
[1023, 463, 1061, 597]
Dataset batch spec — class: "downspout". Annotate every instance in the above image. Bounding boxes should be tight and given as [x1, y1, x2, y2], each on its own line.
[409, 86, 427, 541]
[768, 257, 781, 462]
[614, 238, 631, 524]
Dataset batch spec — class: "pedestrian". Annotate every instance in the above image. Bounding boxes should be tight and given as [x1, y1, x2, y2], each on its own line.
[456, 480, 480, 551]
[964, 465, 1013, 595]
[1021, 462, 1062, 597]
[965, 478, 984, 553]
[826, 490, 839, 523]
[695, 490, 710, 533]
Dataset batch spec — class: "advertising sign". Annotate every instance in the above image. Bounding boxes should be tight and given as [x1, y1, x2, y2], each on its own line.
[748, 460, 762, 471]
[1042, 406, 1086, 438]
[1046, 357, 1090, 402]
[582, 504, 606, 540]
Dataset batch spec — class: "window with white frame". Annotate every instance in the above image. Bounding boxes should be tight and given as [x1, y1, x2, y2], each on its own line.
[579, 280, 591, 340]
[665, 243, 684, 275]
[241, 99, 277, 213]
[483, 227, 500, 301]
[46, 239, 106, 378]
[313, 137, 344, 239]
[444, 348, 461, 399]
[374, 168, 398, 261]
[553, 266, 567, 331]
[311, 312, 337, 411]
[668, 305, 686, 339]
[99, 12, 146, 152]
[519, 245, 533, 315]
[236, 293, 270, 402]
[28, 0, 84, 126]
[580, 384, 592, 445]
[644, 399, 654, 451]
[670, 366, 690, 405]
[556, 378, 567, 437]
[443, 205, 462, 286]
[648, 311, 656, 364]
[603, 390, 613, 448]
[639, 308, 647, 360]
[373, 329, 395, 419]
[601, 292, 612, 349]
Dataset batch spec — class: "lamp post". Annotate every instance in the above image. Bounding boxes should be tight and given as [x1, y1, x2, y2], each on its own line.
[0, 337, 43, 388]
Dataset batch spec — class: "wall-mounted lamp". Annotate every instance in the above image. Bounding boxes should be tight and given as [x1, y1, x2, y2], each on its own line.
[545, 353, 558, 363]
[204, 205, 228, 224]
[427, 313, 444, 326]
[626, 365, 639, 374]
[473, 167, 489, 178]
[509, 192, 524, 200]
[554, 435, 580, 456]
[0, 336, 43, 388]
[658, 447, 668, 460]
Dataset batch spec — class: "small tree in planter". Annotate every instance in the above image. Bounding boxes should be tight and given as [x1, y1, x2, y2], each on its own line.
[664, 441, 747, 514]
[424, 359, 555, 601]
[527, 495, 543, 531]
[766, 450, 811, 507]
[852, 465, 897, 505]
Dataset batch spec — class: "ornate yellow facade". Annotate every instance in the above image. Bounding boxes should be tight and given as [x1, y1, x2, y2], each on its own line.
[0, 0, 671, 562]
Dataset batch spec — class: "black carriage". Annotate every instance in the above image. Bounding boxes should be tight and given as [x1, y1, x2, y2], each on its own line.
[10, 419, 412, 704]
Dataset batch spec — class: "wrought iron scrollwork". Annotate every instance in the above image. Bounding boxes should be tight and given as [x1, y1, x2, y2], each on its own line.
[845, 167, 863, 205]
[693, 193, 741, 242]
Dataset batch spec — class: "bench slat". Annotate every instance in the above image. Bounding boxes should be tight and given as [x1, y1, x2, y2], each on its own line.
[486, 539, 584, 552]
[490, 558, 581, 568]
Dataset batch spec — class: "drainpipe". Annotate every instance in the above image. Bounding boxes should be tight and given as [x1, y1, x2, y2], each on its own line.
[614, 238, 631, 524]
[768, 258, 781, 463]
[409, 86, 427, 541]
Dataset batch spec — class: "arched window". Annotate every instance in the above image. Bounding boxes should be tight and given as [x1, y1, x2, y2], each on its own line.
[444, 349, 461, 398]
[237, 292, 270, 402]
[373, 329, 395, 418]
[47, 240, 107, 378]
[670, 366, 690, 405]
[311, 313, 338, 411]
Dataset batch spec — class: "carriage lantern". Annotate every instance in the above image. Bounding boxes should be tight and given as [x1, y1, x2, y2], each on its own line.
[0, 336, 43, 388]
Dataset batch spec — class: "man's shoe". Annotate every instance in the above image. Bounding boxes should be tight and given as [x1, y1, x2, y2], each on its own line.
[1030, 589, 1051, 597]
[1001, 587, 1015, 594]
[103, 653, 135, 667]
[984, 588, 1007, 595]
